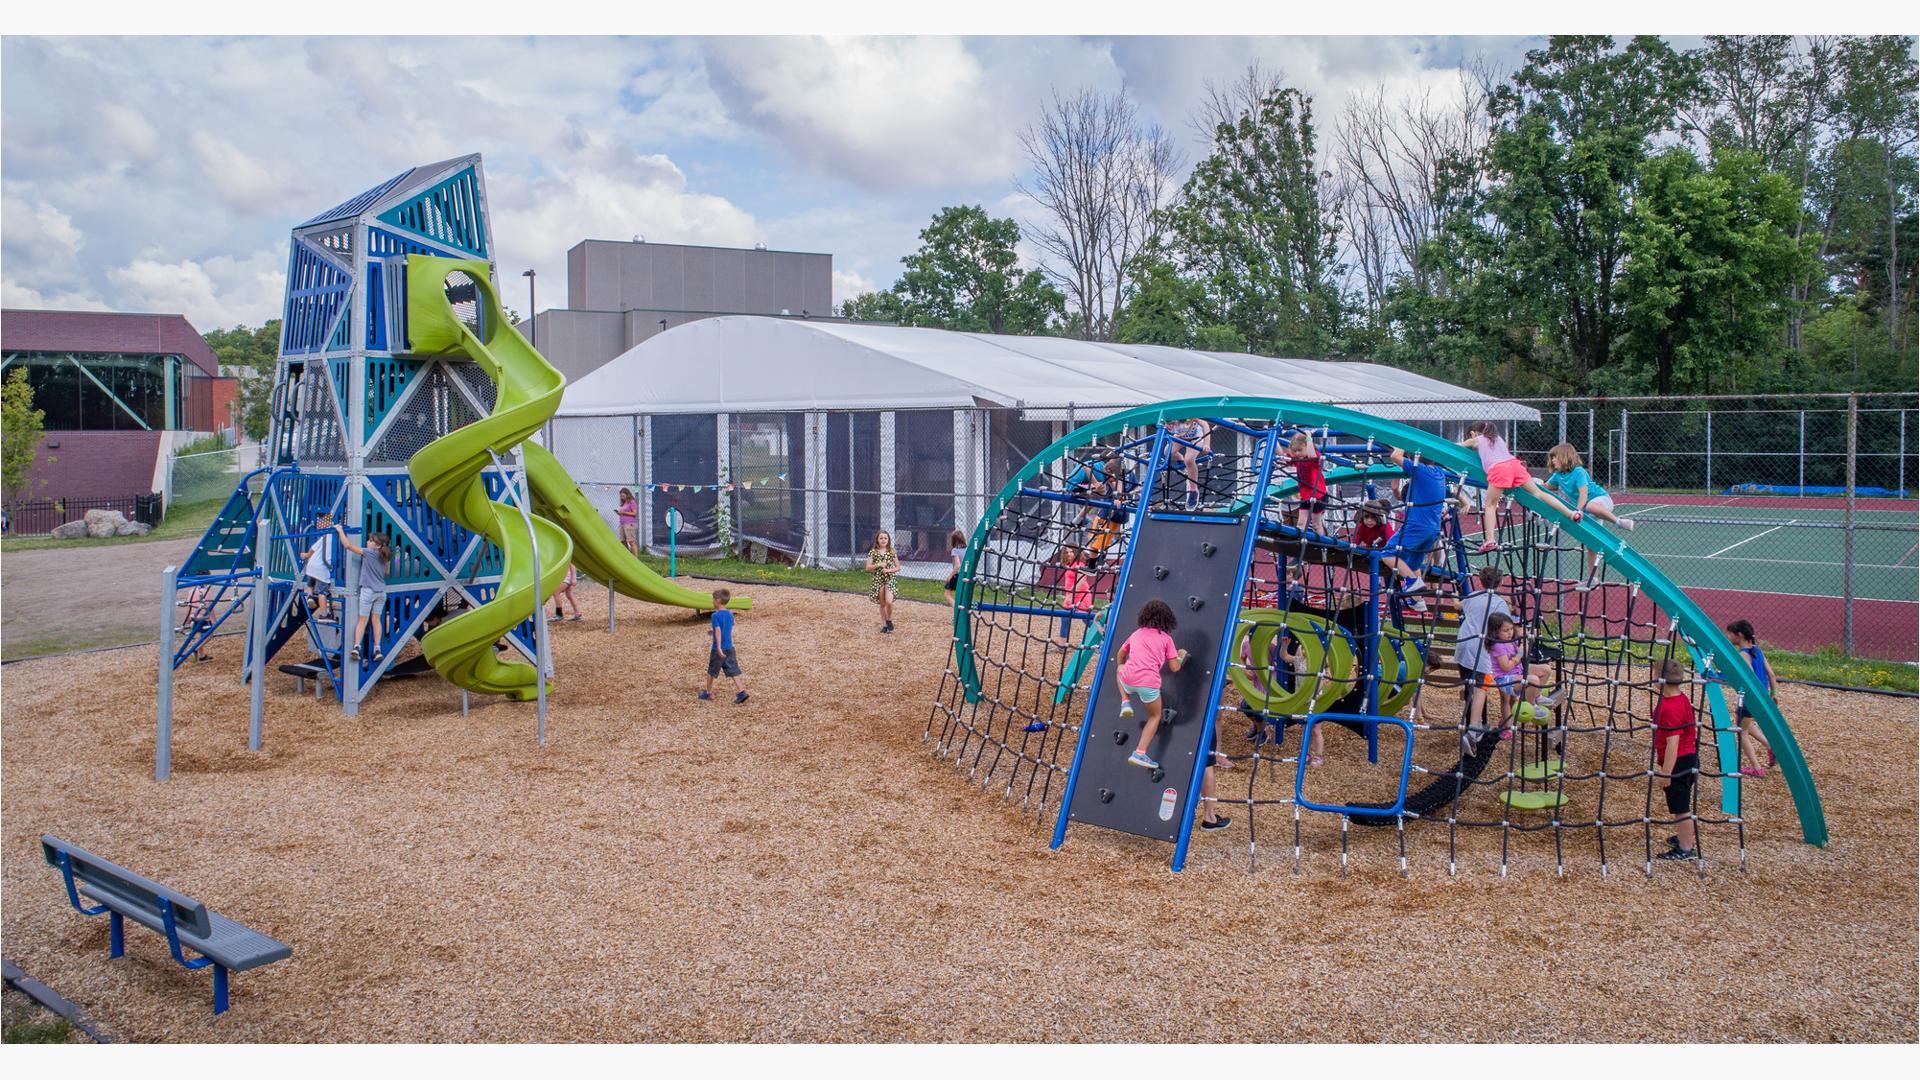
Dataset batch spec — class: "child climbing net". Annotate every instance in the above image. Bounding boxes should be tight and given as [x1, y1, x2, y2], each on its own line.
[926, 407, 1778, 878]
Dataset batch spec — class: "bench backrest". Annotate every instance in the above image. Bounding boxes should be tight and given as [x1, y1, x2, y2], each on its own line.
[41, 836, 212, 938]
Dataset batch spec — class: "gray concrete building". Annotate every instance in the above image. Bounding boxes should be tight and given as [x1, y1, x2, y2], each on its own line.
[522, 238, 838, 382]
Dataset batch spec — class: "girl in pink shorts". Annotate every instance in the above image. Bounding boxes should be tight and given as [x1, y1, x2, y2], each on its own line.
[1460, 421, 1580, 553]
[1117, 599, 1187, 769]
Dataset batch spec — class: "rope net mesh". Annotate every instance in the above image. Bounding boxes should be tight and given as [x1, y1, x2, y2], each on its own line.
[926, 412, 1758, 877]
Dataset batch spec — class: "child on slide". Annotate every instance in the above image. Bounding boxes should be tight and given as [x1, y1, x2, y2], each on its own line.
[1459, 421, 1579, 553]
[1724, 619, 1776, 779]
[1544, 443, 1636, 589]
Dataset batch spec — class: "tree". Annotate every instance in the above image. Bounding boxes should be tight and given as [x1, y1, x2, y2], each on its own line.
[1112, 255, 1204, 346]
[1161, 83, 1346, 356]
[889, 205, 1065, 335]
[205, 320, 282, 441]
[1471, 35, 1704, 385]
[1017, 88, 1179, 341]
[839, 291, 906, 323]
[1617, 148, 1809, 394]
[2, 367, 50, 511]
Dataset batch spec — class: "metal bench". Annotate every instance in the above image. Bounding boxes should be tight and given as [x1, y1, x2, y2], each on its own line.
[40, 836, 292, 1015]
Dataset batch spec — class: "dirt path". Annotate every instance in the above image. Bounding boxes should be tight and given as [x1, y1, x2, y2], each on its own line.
[1, 537, 198, 658]
[2, 582, 1913, 1042]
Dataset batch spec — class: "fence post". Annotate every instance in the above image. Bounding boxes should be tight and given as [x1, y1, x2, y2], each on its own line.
[1798, 410, 1806, 493]
[1900, 408, 1908, 496]
[1843, 393, 1857, 658]
[1704, 411, 1712, 495]
[1587, 408, 1595, 469]
[1557, 400, 1567, 445]
[1620, 408, 1630, 492]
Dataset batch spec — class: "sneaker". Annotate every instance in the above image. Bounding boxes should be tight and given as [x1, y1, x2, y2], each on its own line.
[568, 614, 582, 622]
[697, 691, 713, 700]
[1186, 491, 1200, 511]
[1200, 816, 1232, 832]
[1620, 518, 1637, 531]
[1403, 598, 1429, 613]
[348, 647, 361, 663]
[1127, 749, 1159, 769]
[1499, 727, 1514, 741]
[1213, 751, 1233, 770]
[734, 691, 749, 704]
[880, 624, 893, 634]
[1656, 847, 1700, 862]
[1118, 699, 1135, 719]
[1740, 766, 1766, 778]
[1665, 835, 1682, 850]
[1398, 580, 1431, 597]
[1476, 540, 1499, 554]
[1023, 721, 1048, 733]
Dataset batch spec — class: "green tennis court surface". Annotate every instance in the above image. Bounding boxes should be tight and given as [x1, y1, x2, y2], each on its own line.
[1608, 498, 1918, 603]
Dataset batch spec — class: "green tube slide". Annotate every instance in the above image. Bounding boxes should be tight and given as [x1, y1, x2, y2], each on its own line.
[405, 257, 739, 702]
[953, 398, 1826, 847]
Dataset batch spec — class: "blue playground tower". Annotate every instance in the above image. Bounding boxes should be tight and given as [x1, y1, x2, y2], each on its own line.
[166, 154, 543, 722]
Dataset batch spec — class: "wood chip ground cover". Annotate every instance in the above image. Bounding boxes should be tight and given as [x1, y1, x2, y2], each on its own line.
[1, 583, 1913, 1042]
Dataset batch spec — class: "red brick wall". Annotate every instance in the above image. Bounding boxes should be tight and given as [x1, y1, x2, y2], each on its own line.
[209, 376, 239, 436]
[22, 431, 164, 501]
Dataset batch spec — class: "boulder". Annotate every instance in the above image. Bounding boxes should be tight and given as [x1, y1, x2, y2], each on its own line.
[50, 519, 89, 540]
[116, 520, 153, 537]
[84, 508, 127, 538]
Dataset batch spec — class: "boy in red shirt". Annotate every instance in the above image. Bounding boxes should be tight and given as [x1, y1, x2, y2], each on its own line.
[1285, 432, 1329, 534]
[1652, 658, 1700, 862]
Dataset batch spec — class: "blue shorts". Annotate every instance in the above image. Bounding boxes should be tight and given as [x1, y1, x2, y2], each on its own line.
[1390, 527, 1440, 571]
[1120, 682, 1161, 703]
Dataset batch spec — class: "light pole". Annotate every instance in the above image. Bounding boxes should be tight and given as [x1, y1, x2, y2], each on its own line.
[521, 268, 536, 348]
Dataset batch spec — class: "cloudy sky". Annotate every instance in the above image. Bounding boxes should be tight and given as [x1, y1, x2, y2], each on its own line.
[1, 35, 1543, 332]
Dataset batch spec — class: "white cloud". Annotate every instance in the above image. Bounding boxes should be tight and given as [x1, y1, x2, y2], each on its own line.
[702, 36, 1121, 191]
[103, 248, 284, 330]
[831, 268, 878, 306]
[0, 278, 108, 312]
[1, 185, 86, 270]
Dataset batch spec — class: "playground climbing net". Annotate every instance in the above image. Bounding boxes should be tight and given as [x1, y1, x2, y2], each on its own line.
[927, 410, 1767, 877]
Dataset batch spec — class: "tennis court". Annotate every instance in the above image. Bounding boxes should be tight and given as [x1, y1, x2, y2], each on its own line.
[1604, 492, 1917, 661]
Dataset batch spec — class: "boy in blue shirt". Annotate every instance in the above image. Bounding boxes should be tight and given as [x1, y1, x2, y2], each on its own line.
[699, 588, 749, 703]
[1380, 447, 1451, 609]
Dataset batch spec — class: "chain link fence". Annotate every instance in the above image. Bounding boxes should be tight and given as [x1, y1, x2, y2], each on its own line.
[167, 442, 261, 511]
[549, 393, 1918, 662]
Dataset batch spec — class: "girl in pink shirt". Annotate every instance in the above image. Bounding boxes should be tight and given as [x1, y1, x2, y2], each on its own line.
[1460, 421, 1580, 553]
[1117, 600, 1187, 769]
[1054, 545, 1094, 646]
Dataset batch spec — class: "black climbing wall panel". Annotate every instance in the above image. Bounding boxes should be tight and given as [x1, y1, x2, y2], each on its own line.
[1065, 513, 1249, 842]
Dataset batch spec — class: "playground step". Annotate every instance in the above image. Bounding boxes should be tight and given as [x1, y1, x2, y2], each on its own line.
[1517, 760, 1564, 781]
[1499, 790, 1568, 812]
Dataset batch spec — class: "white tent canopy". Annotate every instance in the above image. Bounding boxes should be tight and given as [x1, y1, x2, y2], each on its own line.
[558, 315, 1537, 421]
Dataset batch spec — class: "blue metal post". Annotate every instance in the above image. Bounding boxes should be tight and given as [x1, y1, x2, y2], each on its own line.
[157, 564, 177, 782]
[213, 965, 229, 1014]
[1364, 553, 1381, 764]
[109, 912, 124, 958]
[1171, 424, 1283, 873]
[1051, 423, 1172, 851]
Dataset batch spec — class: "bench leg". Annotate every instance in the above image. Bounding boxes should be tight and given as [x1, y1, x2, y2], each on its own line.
[212, 964, 229, 1015]
[109, 912, 125, 958]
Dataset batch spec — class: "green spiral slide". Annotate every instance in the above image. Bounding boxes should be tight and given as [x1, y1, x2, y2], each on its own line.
[405, 256, 738, 701]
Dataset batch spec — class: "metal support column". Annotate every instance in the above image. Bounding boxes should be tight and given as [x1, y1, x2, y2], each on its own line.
[1557, 400, 1567, 445]
[1619, 408, 1629, 492]
[157, 564, 178, 782]
[247, 517, 270, 751]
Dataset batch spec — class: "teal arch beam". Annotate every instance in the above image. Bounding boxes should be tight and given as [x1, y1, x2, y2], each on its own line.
[950, 397, 1826, 848]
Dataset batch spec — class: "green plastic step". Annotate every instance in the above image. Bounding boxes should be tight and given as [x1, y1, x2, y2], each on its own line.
[1518, 760, 1564, 781]
[1499, 790, 1568, 811]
